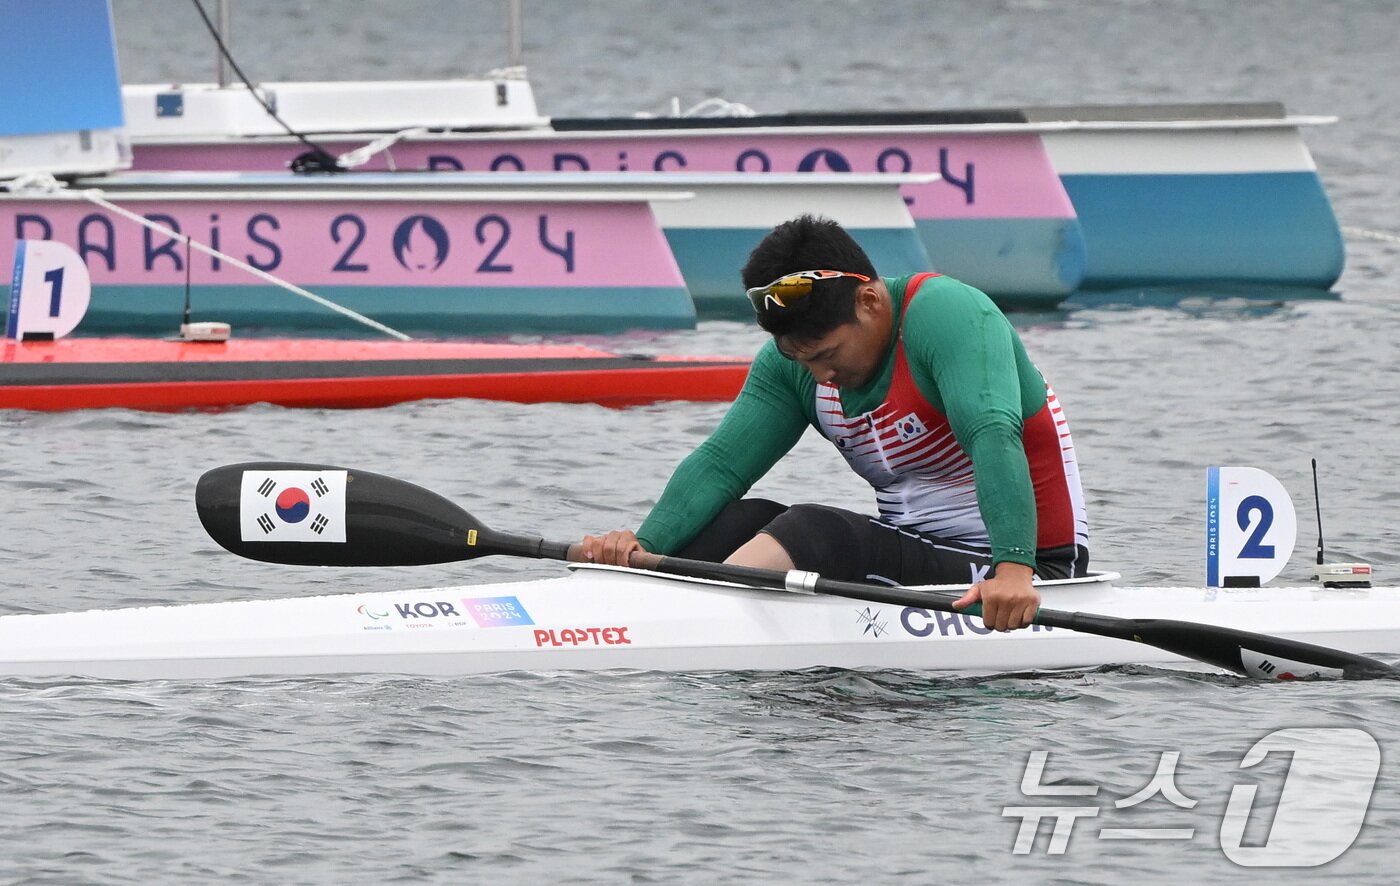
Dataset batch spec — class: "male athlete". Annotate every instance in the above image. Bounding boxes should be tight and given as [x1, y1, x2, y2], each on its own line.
[581, 214, 1088, 631]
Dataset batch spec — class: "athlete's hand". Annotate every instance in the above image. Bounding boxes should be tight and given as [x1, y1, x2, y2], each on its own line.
[578, 529, 645, 567]
[953, 562, 1039, 631]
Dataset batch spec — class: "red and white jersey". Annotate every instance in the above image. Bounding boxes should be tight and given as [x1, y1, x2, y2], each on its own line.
[814, 312, 1087, 553]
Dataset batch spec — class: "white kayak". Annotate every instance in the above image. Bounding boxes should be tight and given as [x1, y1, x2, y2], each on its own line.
[1, 565, 1398, 681]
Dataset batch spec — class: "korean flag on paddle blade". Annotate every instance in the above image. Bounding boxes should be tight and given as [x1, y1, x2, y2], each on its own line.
[239, 469, 348, 542]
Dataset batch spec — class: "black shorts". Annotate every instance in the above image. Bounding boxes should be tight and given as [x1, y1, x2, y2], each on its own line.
[675, 499, 1088, 586]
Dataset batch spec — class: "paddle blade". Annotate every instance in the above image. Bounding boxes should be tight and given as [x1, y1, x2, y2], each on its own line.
[1061, 611, 1398, 681]
[197, 462, 493, 566]
[1125, 617, 1398, 681]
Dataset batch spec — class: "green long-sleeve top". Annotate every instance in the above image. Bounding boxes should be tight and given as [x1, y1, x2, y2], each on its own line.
[637, 273, 1049, 567]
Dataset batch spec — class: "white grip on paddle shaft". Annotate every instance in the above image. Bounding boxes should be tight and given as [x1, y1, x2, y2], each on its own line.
[783, 570, 820, 594]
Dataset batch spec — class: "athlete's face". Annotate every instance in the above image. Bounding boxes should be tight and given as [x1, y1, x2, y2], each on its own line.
[776, 286, 890, 389]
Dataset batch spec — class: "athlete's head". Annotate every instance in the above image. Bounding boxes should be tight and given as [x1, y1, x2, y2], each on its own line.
[742, 215, 878, 342]
[741, 215, 890, 389]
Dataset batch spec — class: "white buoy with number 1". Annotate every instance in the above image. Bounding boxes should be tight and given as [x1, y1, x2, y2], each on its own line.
[5, 239, 91, 341]
[1206, 466, 1298, 587]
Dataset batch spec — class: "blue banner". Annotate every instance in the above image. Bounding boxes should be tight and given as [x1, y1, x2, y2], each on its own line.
[0, 0, 125, 136]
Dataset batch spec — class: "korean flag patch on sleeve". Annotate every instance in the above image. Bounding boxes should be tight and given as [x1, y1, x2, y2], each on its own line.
[240, 469, 348, 542]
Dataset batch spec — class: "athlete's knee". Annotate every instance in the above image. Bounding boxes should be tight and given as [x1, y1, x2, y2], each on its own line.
[760, 504, 869, 577]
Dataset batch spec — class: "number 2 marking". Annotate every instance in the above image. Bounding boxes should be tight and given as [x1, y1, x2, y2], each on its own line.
[330, 214, 368, 272]
[475, 215, 513, 273]
[1236, 495, 1275, 559]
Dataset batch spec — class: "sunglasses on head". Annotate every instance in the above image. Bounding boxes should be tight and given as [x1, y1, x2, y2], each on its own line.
[745, 269, 872, 314]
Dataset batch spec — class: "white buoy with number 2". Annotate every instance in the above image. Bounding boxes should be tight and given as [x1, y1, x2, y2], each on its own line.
[1206, 466, 1298, 587]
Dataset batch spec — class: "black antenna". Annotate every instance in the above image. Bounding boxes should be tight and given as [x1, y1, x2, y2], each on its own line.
[182, 235, 193, 328]
[1312, 457, 1325, 565]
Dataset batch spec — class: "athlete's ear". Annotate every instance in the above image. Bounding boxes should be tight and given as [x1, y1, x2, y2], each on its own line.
[854, 281, 882, 316]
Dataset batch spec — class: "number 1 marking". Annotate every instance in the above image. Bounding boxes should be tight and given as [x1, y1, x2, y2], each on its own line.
[43, 267, 64, 317]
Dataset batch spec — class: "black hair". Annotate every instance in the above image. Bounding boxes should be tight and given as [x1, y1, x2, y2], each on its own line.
[741, 214, 878, 341]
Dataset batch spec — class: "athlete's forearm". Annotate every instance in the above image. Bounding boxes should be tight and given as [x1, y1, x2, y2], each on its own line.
[964, 428, 1039, 568]
[638, 350, 807, 554]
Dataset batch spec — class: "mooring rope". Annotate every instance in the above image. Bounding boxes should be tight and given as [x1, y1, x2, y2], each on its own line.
[79, 189, 414, 340]
[2, 174, 412, 340]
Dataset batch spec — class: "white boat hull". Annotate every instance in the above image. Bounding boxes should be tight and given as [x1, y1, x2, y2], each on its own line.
[1, 566, 1397, 680]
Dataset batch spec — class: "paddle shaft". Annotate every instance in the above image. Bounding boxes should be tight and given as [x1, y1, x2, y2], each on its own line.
[560, 544, 1394, 680]
[617, 552, 1380, 679]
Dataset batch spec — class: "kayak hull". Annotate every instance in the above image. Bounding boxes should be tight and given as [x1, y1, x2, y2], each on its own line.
[1, 566, 1396, 680]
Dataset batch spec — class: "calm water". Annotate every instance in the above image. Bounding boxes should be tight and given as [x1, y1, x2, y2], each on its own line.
[2, 1, 1399, 882]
